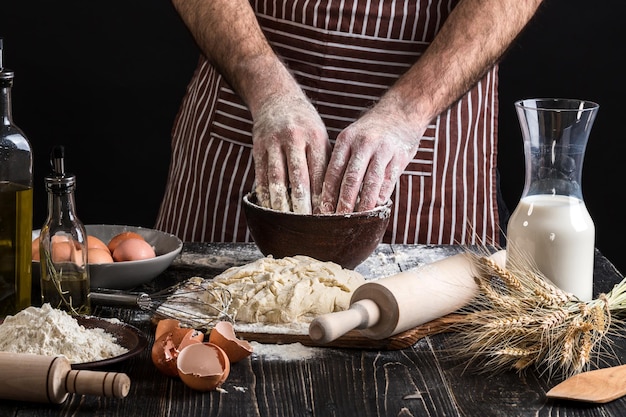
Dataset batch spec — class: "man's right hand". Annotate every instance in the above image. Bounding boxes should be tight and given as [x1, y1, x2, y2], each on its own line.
[252, 94, 331, 214]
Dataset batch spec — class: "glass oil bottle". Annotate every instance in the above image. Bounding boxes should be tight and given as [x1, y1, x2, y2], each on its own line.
[0, 38, 33, 318]
[39, 146, 90, 315]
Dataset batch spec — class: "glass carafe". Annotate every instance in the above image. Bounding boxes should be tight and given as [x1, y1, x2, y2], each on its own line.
[506, 98, 599, 301]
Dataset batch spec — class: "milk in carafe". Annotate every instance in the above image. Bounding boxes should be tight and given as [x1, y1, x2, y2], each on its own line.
[506, 194, 595, 300]
[506, 98, 599, 301]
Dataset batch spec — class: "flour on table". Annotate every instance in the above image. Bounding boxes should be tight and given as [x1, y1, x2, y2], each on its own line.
[0, 304, 128, 363]
[250, 341, 322, 361]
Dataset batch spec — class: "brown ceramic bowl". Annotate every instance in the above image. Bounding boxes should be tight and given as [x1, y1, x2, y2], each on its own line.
[242, 192, 392, 269]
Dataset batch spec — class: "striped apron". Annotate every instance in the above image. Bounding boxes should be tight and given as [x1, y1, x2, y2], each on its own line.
[155, 0, 501, 246]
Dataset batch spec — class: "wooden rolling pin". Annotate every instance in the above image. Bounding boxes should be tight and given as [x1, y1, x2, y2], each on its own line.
[309, 250, 506, 343]
[0, 352, 131, 404]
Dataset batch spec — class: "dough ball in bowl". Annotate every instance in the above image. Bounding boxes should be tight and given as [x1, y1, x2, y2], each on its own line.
[242, 192, 392, 269]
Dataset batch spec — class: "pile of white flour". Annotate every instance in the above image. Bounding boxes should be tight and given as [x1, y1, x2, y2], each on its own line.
[0, 303, 128, 363]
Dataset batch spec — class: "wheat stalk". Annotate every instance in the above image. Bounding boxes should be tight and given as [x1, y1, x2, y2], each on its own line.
[445, 247, 624, 379]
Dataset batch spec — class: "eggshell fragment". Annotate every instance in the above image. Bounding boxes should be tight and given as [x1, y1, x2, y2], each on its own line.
[155, 319, 184, 341]
[151, 328, 204, 377]
[209, 320, 253, 363]
[177, 343, 230, 391]
[107, 231, 145, 253]
[112, 238, 156, 262]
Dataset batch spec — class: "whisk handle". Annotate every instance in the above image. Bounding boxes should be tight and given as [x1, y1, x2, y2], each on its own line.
[90, 292, 150, 308]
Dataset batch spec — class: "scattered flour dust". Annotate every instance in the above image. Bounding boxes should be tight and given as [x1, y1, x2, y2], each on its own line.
[218, 341, 324, 397]
[0, 303, 128, 363]
[250, 341, 322, 361]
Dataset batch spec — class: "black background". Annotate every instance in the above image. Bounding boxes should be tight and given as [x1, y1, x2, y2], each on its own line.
[1, 1, 624, 275]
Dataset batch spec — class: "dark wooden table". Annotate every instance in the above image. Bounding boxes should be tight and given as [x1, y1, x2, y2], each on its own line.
[2, 243, 625, 417]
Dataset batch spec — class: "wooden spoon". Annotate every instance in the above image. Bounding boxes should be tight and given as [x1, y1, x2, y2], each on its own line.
[546, 364, 626, 403]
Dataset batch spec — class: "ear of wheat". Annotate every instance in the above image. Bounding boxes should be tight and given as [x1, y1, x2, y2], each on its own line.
[445, 246, 625, 379]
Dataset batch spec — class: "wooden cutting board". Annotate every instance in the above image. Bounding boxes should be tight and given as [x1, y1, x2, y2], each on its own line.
[234, 314, 463, 350]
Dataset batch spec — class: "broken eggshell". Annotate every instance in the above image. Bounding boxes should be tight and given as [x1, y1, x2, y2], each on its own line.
[177, 342, 231, 391]
[151, 326, 204, 377]
[154, 318, 184, 341]
[209, 320, 254, 363]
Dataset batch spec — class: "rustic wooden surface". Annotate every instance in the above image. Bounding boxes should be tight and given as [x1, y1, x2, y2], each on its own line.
[2, 243, 626, 417]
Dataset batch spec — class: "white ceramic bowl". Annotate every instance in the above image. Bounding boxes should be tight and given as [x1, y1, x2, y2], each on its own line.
[32, 224, 183, 289]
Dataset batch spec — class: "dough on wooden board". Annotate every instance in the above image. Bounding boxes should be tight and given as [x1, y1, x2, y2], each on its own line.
[210, 255, 365, 324]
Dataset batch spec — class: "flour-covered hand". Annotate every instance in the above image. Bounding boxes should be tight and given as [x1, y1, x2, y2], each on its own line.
[319, 108, 423, 213]
[252, 95, 331, 214]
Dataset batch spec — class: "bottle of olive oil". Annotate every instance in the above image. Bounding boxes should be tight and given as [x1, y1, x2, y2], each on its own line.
[0, 38, 34, 318]
[39, 146, 90, 315]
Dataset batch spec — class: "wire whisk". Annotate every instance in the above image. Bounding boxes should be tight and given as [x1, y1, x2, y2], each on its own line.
[91, 278, 233, 330]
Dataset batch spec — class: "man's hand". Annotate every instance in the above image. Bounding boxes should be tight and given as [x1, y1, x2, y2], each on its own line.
[252, 95, 331, 214]
[319, 106, 423, 213]
[320, 0, 543, 214]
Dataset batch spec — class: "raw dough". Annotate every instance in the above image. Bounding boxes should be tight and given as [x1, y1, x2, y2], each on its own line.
[211, 255, 365, 323]
[159, 255, 365, 326]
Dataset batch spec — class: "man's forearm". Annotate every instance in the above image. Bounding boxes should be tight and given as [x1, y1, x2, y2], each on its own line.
[379, 0, 544, 128]
[171, 0, 301, 116]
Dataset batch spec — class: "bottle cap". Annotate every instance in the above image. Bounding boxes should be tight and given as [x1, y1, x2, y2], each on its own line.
[45, 145, 77, 192]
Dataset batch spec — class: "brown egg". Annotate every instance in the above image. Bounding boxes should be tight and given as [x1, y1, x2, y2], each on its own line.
[51, 241, 73, 263]
[32, 236, 40, 261]
[88, 247, 114, 264]
[51, 240, 87, 266]
[177, 343, 230, 391]
[33, 235, 81, 262]
[112, 238, 156, 262]
[51, 235, 70, 244]
[209, 320, 253, 363]
[107, 231, 145, 253]
[87, 235, 109, 251]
